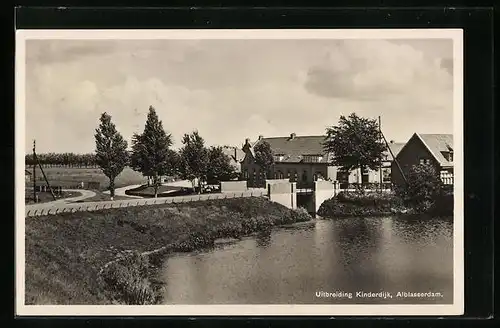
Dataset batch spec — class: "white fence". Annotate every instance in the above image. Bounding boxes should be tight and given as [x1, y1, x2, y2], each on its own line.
[440, 171, 454, 185]
[25, 190, 267, 218]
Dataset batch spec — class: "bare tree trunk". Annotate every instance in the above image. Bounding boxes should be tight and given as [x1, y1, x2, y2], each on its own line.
[153, 174, 158, 198]
[109, 178, 115, 201]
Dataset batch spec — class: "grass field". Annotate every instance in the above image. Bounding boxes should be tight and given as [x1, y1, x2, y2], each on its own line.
[25, 197, 311, 305]
[71, 191, 135, 203]
[25, 190, 82, 204]
[26, 166, 146, 191]
[125, 184, 185, 198]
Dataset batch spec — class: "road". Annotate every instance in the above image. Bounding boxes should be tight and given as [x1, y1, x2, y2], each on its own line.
[25, 189, 97, 211]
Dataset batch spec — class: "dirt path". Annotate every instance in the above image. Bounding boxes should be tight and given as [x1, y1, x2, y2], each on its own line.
[26, 189, 97, 211]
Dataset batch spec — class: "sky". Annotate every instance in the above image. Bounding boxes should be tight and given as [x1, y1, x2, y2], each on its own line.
[24, 38, 454, 154]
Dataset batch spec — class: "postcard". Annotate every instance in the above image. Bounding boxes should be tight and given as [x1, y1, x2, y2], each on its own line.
[15, 28, 464, 316]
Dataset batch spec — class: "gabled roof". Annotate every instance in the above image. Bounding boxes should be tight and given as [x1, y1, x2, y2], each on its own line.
[417, 133, 454, 167]
[247, 135, 331, 163]
[383, 142, 406, 160]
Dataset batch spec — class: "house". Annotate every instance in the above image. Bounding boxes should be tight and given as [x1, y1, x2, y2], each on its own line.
[25, 169, 32, 182]
[380, 141, 406, 184]
[391, 133, 454, 186]
[241, 133, 401, 188]
[221, 146, 245, 173]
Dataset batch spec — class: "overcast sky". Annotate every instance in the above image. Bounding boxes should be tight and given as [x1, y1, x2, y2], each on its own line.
[24, 38, 454, 154]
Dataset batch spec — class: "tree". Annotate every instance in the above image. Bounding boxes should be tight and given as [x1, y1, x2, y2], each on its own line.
[206, 146, 237, 185]
[179, 131, 209, 193]
[94, 112, 129, 200]
[254, 140, 275, 179]
[395, 163, 444, 212]
[130, 106, 173, 198]
[323, 113, 386, 187]
[161, 149, 181, 179]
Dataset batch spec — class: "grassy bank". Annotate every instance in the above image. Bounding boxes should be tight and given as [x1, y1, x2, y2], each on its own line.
[25, 197, 311, 305]
[317, 191, 454, 218]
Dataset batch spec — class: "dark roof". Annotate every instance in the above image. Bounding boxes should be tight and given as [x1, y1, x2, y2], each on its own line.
[254, 135, 327, 155]
[251, 135, 332, 163]
[417, 133, 454, 167]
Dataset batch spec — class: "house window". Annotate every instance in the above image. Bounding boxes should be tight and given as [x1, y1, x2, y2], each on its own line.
[277, 171, 284, 179]
[243, 169, 248, 179]
[419, 158, 431, 165]
[293, 171, 298, 182]
[302, 155, 323, 163]
[382, 168, 391, 183]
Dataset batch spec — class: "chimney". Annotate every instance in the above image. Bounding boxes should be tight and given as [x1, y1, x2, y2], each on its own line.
[390, 140, 394, 144]
[258, 135, 264, 141]
[290, 133, 296, 140]
[245, 138, 250, 144]
[234, 147, 237, 161]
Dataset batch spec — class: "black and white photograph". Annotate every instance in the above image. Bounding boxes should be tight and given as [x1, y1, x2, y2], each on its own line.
[15, 29, 463, 316]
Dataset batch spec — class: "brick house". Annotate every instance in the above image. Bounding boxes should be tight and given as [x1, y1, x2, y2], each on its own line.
[241, 133, 402, 188]
[391, 133, 454, 187]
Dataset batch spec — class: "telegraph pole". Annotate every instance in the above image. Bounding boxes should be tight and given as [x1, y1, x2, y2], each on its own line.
[33, 140, 37, 203]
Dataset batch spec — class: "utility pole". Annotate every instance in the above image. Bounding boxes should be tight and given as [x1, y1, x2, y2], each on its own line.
[378, 116, 383, 191]
[33, 140, 36, 203]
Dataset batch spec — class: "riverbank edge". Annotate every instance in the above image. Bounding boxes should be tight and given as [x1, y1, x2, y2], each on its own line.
[99, 207, 313, 305]
[317, 192, 454, 219]
[25, 197, 312, 305]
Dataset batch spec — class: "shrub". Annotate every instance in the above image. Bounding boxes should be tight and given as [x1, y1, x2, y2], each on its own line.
[100, 253, 162, 305]
[317, 191, 406, 218]
[395, 164, 445, 213]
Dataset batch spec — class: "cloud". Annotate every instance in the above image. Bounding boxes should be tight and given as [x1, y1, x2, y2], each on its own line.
[24, 38, 455, 154]
[304, 39, 452, 101]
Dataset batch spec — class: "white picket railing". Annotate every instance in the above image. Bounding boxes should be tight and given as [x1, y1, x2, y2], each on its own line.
[25, 190, 267, 218]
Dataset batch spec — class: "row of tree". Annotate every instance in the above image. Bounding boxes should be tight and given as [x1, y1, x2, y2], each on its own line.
[25, 153, 98, 168]
[94, 106, 238, 199]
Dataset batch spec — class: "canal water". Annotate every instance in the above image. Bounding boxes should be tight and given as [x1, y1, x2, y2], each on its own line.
[161, 216, 454, 304]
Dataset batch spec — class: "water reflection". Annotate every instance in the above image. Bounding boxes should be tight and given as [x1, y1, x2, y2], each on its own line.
[162, 216, 453, 304]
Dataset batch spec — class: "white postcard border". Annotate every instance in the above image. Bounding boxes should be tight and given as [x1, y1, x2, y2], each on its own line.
[15, 28, 464, 316]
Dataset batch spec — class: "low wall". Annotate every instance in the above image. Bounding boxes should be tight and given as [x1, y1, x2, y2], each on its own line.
[25, 189, 267, 218]
[314, 180, 335, 213]
[267, 182, 297, 210]
[220, 180, 248, 193]
[265, 179, 290, 187]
